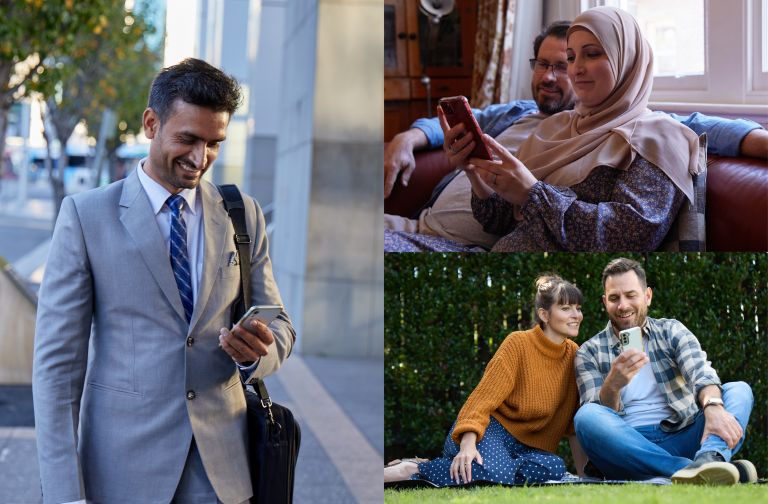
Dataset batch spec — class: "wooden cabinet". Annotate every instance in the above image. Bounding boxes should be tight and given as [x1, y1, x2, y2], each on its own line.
[384, 0, 477, 141]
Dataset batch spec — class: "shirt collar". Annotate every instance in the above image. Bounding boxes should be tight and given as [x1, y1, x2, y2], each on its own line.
[136, 158, 198, 215]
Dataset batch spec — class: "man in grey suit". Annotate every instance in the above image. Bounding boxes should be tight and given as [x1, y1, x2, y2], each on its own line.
[32, 58, 295, 504]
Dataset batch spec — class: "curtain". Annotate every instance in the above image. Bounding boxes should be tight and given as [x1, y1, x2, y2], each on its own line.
[471, 0, 542, 108]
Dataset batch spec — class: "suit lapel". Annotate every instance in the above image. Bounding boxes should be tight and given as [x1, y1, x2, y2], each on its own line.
[188, 181, 229, 333]
[119, 170, 187, 323]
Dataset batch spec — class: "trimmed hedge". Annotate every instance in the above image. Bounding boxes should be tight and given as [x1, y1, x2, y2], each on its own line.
[384, 253, 767, 475]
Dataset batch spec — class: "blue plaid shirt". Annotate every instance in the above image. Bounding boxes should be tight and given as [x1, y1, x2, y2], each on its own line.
[575, 317, 721, 432]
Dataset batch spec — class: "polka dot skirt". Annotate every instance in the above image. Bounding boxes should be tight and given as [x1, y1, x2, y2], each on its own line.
[412, 417, 566, 486]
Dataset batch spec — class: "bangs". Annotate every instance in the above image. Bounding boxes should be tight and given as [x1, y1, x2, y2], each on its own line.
[554, 282, 583, 306]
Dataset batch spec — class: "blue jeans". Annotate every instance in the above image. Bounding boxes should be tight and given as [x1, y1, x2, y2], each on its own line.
[574, 382, 753, 480]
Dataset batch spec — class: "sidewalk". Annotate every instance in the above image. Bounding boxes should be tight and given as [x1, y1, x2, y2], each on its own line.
[0, 179, 53, 221]
[0, 179, 53, 283]
[0, 354, 383, 504]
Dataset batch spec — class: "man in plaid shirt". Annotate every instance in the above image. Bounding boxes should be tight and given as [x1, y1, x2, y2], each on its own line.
[574, 258, 755, 485]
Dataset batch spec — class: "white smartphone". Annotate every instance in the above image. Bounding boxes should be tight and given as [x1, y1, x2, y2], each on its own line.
[234, 304, 283, 329]
[619, 327, 643, 352]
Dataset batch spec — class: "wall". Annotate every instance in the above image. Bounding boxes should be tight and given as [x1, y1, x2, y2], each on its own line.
[271, 0, 383, 357]
[0, 265, 37, 384]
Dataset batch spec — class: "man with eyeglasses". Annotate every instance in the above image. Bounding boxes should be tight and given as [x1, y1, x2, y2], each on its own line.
[383, 21, 768, 249]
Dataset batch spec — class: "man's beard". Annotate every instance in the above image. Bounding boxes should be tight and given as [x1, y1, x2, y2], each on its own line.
[609, 307, 648, 335]
[534, 85, 575, 115]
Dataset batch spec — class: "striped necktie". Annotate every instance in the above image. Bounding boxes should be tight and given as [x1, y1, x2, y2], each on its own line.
[167, 194, 194, 322]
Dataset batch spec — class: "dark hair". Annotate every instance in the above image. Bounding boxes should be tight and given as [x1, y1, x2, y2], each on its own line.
[601, 258, 647, 289]
[147, 58, 242, 123]
[532, 20, 571, 59]
[533, 274, 583, 329]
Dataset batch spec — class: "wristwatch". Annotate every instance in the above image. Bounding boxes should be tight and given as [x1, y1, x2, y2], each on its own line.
[703, 397, 724, 410]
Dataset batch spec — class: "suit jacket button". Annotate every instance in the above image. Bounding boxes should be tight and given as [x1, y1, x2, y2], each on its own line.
[186, 337, 195, 347]
[187, 390, 196, 400]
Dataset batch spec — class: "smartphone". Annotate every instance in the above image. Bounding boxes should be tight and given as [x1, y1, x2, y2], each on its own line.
[619, 327, 643, 353]
[438, 96, 493, 160]
[234, 304, 283, 329]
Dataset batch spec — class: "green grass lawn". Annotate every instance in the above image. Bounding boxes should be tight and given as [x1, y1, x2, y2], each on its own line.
[385, 483, 767, 503]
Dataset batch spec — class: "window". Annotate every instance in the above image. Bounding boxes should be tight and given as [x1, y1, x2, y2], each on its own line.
[753, 0, 768, 90]
[612, 0, 705, 79]
[762, 0, 768, 71]
[583, 0, 768, 117]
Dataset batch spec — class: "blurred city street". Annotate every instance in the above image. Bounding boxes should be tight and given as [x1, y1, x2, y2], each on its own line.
[0, 179, 383, 504]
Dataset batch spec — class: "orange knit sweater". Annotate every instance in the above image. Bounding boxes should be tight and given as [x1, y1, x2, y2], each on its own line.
[451, 326, 579, 453]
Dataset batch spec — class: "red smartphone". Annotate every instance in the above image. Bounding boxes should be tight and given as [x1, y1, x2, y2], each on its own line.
[438, 96, 492, 160]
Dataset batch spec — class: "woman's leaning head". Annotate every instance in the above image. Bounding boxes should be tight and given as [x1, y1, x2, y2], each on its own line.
[566, 27, 615, 108]
[533, 275, 583, 336]
[565, 6, 653, 116]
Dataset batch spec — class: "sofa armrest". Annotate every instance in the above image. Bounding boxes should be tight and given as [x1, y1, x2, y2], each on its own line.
[384, 146, 454, 218]
[706, 155, 768, 251]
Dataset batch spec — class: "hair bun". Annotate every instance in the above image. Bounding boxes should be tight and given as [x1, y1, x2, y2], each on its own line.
[535, 275, 558, 292]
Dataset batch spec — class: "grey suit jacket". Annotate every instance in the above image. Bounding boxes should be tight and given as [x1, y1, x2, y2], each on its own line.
[32, 170, 295, 504]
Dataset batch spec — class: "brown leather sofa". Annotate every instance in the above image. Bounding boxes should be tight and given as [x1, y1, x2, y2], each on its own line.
[384, 148, 768, 251]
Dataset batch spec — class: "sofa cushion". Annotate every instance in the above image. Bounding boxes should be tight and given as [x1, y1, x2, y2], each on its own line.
[660, 133, 707, 251]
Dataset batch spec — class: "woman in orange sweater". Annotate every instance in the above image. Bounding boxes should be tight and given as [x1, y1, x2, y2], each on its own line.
[385, 275, 587, 486]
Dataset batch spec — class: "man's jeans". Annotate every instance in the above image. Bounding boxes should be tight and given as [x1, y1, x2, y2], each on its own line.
[574, 382, 753, 480]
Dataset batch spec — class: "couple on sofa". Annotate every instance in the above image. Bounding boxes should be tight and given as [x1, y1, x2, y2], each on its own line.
[383, 6, 767, 252]
[384, 257, 756, 487]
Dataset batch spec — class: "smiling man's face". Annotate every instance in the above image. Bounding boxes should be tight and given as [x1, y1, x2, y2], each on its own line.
[531, 35, 578, 115]
[602, 271, 653, 335]
[142, 99, 229, 194]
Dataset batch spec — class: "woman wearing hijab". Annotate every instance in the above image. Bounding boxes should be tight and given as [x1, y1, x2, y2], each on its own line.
[451, 6, 700, 252]
[385, 275, 587, 487]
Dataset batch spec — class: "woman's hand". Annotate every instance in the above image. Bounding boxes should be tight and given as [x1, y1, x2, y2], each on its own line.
[449, 432, 483, 484]
[437, 107, 495, 199]
[467, 134, 538, 206]
[437, 106, 475, 170]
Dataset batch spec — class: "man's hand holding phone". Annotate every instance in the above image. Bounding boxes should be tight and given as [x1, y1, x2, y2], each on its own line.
[219, 305, 282, 364]
[606, 327, 648, 390]
[598, 326, 649, 410]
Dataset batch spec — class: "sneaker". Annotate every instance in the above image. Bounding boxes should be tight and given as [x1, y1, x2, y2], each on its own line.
[671, 451, 738, 485]
[731, 459, 758, 483]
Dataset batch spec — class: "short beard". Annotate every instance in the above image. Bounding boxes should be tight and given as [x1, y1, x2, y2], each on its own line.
[609, 310, 648, 336]
[538, 99, 564, 115]
[533, 85, 576, 115]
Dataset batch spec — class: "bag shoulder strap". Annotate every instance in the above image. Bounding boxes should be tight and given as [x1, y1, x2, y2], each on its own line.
[217, 184, 273, 398]
[217, 184, 251, 320]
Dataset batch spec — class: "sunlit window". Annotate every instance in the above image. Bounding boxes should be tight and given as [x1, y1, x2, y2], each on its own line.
[762, 0, 768, 71]
[607, 0, 705, 77]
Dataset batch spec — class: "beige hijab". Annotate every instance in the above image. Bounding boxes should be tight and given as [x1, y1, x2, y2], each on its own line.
[516, 6, 699, 203]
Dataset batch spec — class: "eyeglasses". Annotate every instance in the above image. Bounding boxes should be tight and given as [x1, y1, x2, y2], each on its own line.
[529, 59, 568, 75]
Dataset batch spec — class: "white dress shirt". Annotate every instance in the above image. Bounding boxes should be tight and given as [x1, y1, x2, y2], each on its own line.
[137, 160, 204, 303]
